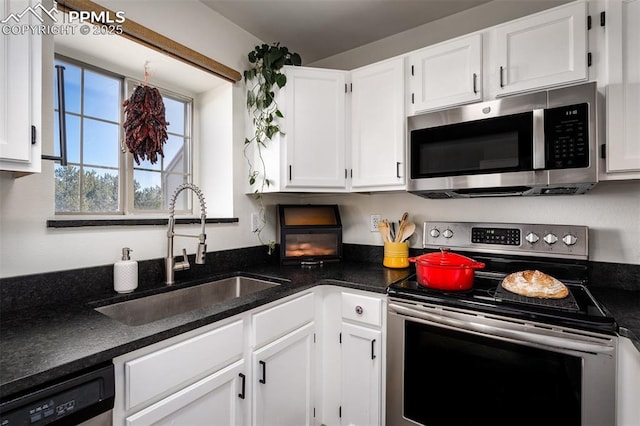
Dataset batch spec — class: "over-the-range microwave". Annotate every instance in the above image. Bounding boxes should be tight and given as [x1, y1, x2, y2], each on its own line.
[407, 82, 599, 198]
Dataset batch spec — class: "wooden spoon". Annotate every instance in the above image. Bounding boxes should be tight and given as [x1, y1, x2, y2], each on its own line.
[400, 222, 416, 242]
[394, 212, 409, 242]
[378, 220, 391, 242]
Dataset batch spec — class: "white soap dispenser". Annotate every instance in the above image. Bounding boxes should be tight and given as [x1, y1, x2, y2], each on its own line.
[114, 247, 138, 294]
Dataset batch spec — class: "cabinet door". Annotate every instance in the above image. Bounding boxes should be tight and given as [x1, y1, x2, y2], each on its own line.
[494, 1, 588, 96]
[126, 360, 247, 426]
[253, 322, 315, 426]
[282, 66, 347, 190]
[408, 33, 482, 114]
[341, 322, 382, 426]
[0, 0, 44, 173]
[350, 58, 405, 191]
[604, 0, 640, 176]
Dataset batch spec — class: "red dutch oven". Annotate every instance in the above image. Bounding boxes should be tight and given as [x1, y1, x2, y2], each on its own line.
[409, 248, 485, 291]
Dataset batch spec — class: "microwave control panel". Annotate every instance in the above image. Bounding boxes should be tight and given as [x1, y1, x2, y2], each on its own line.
[544, 103, 589, 169]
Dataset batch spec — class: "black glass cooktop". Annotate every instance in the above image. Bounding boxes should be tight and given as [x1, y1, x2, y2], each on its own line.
[388, 276, 617, 335]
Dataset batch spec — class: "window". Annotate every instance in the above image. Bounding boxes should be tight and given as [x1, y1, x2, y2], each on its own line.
[54, 56, 193, 214]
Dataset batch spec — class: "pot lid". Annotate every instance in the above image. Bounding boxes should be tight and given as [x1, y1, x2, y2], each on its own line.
[413, 248, 481, 267]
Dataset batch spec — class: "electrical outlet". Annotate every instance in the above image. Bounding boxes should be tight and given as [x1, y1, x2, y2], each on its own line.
[370, 214, 382, 232]
[251, 212, 261, 232]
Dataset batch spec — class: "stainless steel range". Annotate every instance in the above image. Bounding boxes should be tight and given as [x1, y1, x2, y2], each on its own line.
[387, 221, 618, 426]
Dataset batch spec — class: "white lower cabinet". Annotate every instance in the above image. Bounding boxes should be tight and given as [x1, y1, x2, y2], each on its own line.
[112, 318, 247, 425]
[320, 286, 386, 426]
[340, 323, 382, 426]
[125, 360, 246, 426]
[253, 322, 316, 426]
[113, 288, 385, 426]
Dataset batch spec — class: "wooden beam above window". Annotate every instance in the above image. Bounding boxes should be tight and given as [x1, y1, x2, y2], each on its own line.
[56, 0, 242, 83]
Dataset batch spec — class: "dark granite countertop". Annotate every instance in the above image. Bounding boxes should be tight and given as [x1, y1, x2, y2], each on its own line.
[1, 246, 638, 400]
[0, 261, 410, 398]
[590, 287, 640, 347]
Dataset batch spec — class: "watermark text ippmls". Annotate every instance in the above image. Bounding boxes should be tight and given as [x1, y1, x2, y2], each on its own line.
[1, 2, 125, 36]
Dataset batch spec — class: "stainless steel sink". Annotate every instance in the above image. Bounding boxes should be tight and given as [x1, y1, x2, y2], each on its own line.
[95, 276, 280, 326]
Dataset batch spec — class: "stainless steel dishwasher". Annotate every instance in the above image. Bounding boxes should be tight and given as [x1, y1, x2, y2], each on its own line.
[0, 363, 114, 426]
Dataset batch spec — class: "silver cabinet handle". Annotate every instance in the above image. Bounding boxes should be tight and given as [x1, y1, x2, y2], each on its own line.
[473, 73, 478, 94]
[499, 66, 505, 88]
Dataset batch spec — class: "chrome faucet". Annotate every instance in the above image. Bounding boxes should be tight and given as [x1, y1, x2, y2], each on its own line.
[165, 183, 207, 285]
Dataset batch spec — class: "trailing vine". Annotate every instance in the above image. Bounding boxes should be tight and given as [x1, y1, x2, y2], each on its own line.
[243, 43, 301, 252]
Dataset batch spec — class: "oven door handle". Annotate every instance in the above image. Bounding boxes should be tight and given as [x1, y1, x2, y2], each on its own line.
[388, 303, 615, 354]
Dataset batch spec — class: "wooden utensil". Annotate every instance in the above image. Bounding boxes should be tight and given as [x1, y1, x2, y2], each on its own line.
[378, 220, 391, 242]
[394, 212, 409, 242]
[401, 222, 416, 242]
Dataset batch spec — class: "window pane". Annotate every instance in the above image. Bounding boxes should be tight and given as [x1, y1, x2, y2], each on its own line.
[54, 165, 81, 212]
[164, 97, 185, 134]
[166, 175, 189, 211]
[164, 135, 186, 174]
[134, 170, 162, 210]
[54, 113, 81, 163]
[137, 156, 161, 171]
[84, 70, 120, 121]
[83, 118, 119, 167]
[55, 61, 81, 114]
[82, 167, 119, 212]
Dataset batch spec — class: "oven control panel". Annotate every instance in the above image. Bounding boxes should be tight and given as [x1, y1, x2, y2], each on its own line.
[423, 222, 588, 259]
[471, 227, 520, 245]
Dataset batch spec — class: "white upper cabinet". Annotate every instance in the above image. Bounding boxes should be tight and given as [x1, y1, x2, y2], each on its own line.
[281, 66, 348, 191]
[602, 0, 640, 177]
[0, 0, 48, 174]
[250, 66, 347, 193]
[350, 57, 405, 191]
[494, 1, 589, 96]
[407, 33, 482, 114]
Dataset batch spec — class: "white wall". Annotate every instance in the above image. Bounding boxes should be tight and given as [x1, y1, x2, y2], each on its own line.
[301, 180, 640, 265]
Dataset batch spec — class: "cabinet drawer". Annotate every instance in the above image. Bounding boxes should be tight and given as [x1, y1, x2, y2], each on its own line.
[253, 292, 315, 348]
[341, 292, 382, 327]
[125, 320, 243, 409]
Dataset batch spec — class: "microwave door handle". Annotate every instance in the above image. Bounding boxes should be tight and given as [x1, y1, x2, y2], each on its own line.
[532, 109, 545, 170]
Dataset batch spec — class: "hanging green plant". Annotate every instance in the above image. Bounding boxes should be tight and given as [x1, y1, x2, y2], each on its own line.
[244, 42, 302, 252]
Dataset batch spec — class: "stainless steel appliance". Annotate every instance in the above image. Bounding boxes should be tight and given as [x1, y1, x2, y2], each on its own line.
[407, 82, 599, 198]
[387, 222, 617, 426]
[0, 363, 115, 426]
